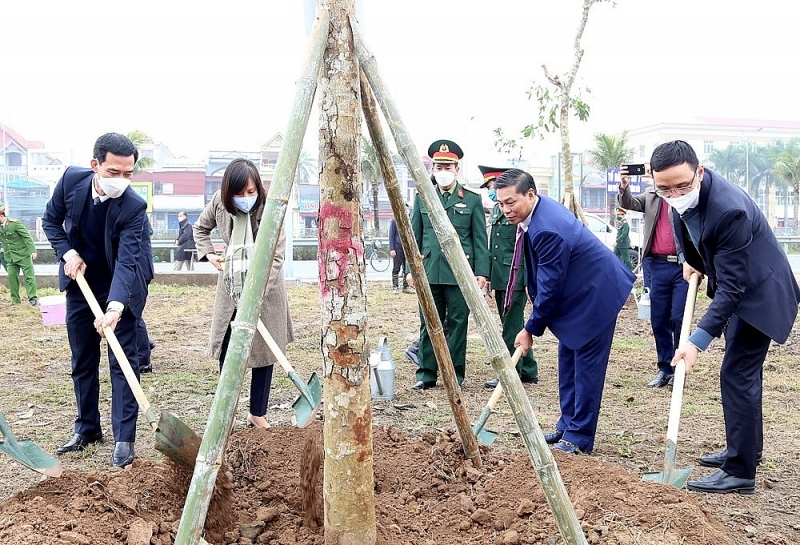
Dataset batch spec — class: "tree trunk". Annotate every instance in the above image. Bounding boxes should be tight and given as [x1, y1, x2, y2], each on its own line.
[318, 1, 376, 543]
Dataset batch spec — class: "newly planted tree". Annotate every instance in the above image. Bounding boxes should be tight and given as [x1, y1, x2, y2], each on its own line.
[495, 0, 611, 221]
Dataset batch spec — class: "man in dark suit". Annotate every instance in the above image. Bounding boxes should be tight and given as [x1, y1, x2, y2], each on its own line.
[479, 165, 538, 388]
[618, 168, 689, 388]
[42, 132, 154, 468]
[407, 139, 489, 390]
[494, 168, 635, 454]
[653, 140, 800, 494]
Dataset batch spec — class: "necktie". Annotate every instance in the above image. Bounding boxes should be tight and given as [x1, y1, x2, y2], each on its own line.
[94, 197, 102, 206]
[503, 226, 524, 313]
[442, 191, 451, 205]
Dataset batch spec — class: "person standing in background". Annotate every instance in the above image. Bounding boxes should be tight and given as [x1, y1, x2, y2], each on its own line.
[617, 165, 688, 388]
[0, 205, 38, 305]
[613, 208, 633, 271]
[406, 139, 489, 390]
[388, 206, 412, 294]
[478, 165, 538, 389]
[174, 211, 196, 271]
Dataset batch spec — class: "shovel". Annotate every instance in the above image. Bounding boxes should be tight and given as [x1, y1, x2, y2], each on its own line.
[75, 272, 202, 468]
[255, 319, 321, 428]
[0, 411, 63, 477]
[472, 347, 523, 445]
[643, 271, 700, 488]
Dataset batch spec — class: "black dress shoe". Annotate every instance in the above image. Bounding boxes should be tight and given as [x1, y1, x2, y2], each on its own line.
[698, 448, 763, 468]
[521, 376, 539, 384]
[139, 361, 153, 373]
[686, 469, 755, 494]
[148, 339, 156, 350]
[552, 440, 582, 454]
[29, 297, 38, 306]
[411, 380, 436, 391]
[56, 432, 103, 455]
[484, 378, 499, 389]
[543, 429, 564, 444]
[646, 370, 673, 388]
[111, 442, 135, 468]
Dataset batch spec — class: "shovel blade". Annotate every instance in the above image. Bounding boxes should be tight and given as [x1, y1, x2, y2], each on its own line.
[475, 428, 498, 446]
[291, 372, 322, 428]
[643, 466, 694, 489]
[154, 411, 202, 468]
[0, 440, 63, 477]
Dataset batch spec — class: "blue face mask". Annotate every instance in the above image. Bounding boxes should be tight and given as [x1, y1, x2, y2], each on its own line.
[233, 195, 258, 213]
[487, 189, 498, 202]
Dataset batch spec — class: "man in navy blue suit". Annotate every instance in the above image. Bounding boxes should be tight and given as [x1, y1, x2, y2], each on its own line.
[653, 140, 800, 494]
[42, 133, 154, 468]
[494, 169, 635, 454]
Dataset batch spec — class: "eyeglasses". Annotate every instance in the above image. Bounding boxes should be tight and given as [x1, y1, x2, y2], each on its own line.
[655, 171, 697, 198]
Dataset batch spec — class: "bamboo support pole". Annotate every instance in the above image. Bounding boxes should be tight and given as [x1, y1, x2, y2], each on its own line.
[174, 10, 329, 544]
[359, 71, 481, 468]
[352, 19, 588, 545]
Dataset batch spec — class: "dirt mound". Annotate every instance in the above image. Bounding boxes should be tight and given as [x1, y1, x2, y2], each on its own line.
[0, 422, 741, 544]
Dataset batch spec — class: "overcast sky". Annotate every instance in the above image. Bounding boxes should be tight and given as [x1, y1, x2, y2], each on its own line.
[2, 0, 797, 182]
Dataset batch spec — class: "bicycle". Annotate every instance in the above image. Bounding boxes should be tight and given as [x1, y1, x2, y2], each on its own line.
[365, 239, 391, 272]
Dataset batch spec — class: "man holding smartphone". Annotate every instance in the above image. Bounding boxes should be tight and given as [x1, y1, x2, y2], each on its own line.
[618, 164, 689, 389]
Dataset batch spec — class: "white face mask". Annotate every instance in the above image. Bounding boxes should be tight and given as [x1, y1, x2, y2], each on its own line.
[664, 186, 700, 215]
[434, 170, 456, 189]
[97, 175, 131, 199]
[233, 195, 258, 213]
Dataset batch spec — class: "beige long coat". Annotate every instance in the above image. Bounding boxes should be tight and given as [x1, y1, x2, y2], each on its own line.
[193, 191, 294, 368]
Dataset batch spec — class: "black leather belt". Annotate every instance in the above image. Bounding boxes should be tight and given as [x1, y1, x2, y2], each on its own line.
[650, 254, 679, 263]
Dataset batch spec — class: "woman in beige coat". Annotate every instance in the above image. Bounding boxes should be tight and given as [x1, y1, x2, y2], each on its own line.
[193, 158, 294, 428]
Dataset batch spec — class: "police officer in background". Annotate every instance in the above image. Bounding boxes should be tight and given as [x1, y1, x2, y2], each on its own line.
[479, 165, 538, 388]
[407, 140, 489, 390]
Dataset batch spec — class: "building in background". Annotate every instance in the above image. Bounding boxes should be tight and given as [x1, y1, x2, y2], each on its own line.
[1, 123, 69, 239]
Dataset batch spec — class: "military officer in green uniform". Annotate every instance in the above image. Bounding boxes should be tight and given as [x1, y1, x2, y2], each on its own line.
[614, 207, 633, 271]
[408, 140, 489, 390]
[0, 205, 38, 305]
[479, 165, 539, 388]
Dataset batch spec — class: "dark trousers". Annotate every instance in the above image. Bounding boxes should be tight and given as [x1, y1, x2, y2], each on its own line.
[646, 258, 689, 374]
[391, 246, 408, 288]
[219, 311, 275, 416]
[137, 318, 151, 367]
[720, 315, 769, 479]
[65, 286, 141, 442]
[556, 319, 616, 453]
[416, 284, 468, 384]
[493, 289, 538, 380]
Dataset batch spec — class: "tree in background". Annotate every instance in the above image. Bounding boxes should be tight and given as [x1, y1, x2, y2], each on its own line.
[707, 145, 744, 187]
[494, 0, 612, 221]
[586, 131, 633, 222]
[774, 139, 800, 233]
[126, 130, 156, 174]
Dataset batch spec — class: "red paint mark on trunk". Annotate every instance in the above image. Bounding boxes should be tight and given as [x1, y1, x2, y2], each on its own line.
[317, 203, 364, 295]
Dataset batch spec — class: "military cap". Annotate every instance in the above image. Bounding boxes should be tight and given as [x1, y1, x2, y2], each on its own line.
[477, 165, 510, 189]
[428, 139, 464, 164]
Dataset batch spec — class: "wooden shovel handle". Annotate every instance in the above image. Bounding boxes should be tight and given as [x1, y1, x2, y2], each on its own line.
[665, 272, 700, 444]
[75, 272, 155, 426]
[256, 319, 294, 375]
[486, 346, 524, 409]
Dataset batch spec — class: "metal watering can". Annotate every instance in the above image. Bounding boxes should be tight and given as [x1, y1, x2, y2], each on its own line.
[634, 287, 651, 321]
[369, 336, 395, 400]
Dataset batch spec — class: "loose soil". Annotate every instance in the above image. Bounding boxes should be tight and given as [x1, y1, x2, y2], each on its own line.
[1, 279, 798, 544]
